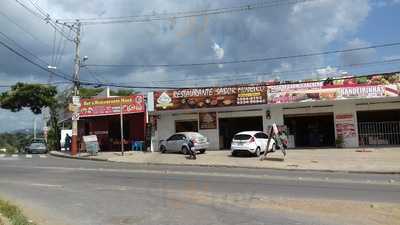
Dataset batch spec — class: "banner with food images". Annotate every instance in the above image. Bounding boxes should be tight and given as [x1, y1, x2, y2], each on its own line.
[199, 112, 217, 129]
[268, 73, 400, 104]
[154, 85, 268, 110]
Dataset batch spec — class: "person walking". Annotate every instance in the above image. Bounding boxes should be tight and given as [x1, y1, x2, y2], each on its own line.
[64, 133, 72, 152]
[277, 130, 288, 156]
[187, 139, 197, 160]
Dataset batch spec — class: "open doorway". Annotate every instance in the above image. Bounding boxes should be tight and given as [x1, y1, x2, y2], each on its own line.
[219, 116, 263, 149]
[284, 113, 335, 148]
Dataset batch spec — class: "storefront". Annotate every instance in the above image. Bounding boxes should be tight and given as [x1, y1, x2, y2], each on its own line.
[149, 72, 400, 150]
[79, 95, 146, 151]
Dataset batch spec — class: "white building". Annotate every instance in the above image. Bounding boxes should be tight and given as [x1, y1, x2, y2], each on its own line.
[148, 72, 400, 150]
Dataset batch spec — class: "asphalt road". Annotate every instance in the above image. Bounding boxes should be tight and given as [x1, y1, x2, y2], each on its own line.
[0, 155, 399, 225]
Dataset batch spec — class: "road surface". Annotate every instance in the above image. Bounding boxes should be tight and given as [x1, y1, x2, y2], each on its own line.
[0, 154, 399, 225]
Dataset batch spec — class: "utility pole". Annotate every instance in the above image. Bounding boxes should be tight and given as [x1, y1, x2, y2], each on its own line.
[120, 100, 124, 156]
[71, 21, 81, 156]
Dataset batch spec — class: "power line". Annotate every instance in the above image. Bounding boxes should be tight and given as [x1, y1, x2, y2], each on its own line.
[0, 81, 70, 88]
[86, 41, 400, 68]
[56, 0, 318, 25]
[0, 9, 49, 48]
[12, 0, 74, 42]
[0, 30, 48, 66]
[87, 58, 400, 86]
[79, 69, 400, 90]
[0, 39, 72, 81]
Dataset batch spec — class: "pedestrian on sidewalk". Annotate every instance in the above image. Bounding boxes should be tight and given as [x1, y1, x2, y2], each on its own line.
[276, 130, 288, 157]
[187, 139, 197, 160]
[64, 134, 72, 152]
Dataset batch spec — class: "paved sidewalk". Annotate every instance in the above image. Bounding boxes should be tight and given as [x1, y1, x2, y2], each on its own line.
[50, 147, 400, 173]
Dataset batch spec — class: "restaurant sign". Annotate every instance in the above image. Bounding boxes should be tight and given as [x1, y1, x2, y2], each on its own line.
[268, 73, 400, 104]
[155, 85, 268, 110]
[80, 95, 145, 117]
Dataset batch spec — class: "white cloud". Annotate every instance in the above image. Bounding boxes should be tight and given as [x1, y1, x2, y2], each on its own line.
[212, 42, 224, 60]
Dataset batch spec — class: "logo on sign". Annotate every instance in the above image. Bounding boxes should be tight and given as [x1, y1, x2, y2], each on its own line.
[157, 92, 173, 109]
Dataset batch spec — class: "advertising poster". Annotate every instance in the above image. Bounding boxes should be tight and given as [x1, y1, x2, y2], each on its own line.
[268, 73, 400, 104]
[335, 114, 356, 138]
[80, 95, 145, 117]
[154, 85, 268, 110]
[199, 112, 217, 129]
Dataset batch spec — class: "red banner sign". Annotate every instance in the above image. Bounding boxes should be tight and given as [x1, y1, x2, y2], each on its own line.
[79, 95, 145, 117]
[154, 85, 268, 110]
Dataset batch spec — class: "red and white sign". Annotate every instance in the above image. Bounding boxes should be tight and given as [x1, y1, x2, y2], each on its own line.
[79, 95, 145, 118]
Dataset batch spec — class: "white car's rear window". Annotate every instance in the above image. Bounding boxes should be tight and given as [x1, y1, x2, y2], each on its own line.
[233, 134, 252, 140]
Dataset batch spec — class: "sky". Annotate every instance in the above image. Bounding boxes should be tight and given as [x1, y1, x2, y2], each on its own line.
[0, 0, 400, 132]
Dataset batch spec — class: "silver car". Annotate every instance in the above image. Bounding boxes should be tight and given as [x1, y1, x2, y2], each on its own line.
[159, 132, 209, 154]
[25, 142, 47, 154]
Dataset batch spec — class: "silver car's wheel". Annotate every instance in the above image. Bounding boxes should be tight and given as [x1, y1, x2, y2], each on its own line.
[160, 145, 166, 153]
[181, 146, 188, 155]
[255, 147, 261, 157]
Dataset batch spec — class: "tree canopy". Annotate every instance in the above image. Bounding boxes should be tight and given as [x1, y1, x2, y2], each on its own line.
[110, 89, 135, 96]
[0, 83, 57, 114]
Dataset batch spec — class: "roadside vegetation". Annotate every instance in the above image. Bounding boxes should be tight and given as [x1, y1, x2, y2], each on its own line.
[0, 132, 33, 154]
[0, 198, 36, 225]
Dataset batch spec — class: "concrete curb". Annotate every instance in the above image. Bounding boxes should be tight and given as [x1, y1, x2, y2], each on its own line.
[49, 151, 108, 162]
[49, 151, 400, 175]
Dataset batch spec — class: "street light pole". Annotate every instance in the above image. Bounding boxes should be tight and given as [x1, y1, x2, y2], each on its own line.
[33, 117, 38, 140]
[71, 21, 81, 156]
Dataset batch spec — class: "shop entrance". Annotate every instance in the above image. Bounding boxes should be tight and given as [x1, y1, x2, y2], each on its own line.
[357, 109, 400, 146]
[219, 116, 263, 149]
[284, 113, 335, 148]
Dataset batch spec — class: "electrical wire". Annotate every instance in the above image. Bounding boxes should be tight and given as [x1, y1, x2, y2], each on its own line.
[12, 0, 74, 42]
[0, 30, 48, 66]
[86, 58, 400, 87]
[78, 69, 400, 90]
[56, 0, 318, 25]
[0, 39, 72, 81]
[86, 41, 400, 68]
[0, 9, 49, 48]
[0, 81, 70, 88]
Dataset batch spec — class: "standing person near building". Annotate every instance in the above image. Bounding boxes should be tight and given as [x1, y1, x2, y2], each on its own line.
[64, 134, 72, 152]
[187, 139, 197, 160]
[277, 130, 288, 157]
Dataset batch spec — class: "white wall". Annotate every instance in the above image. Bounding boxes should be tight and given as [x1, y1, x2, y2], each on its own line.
[198, 129, 219, 150]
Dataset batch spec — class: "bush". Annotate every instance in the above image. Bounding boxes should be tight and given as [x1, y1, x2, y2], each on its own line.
[0, 198, 36, 225]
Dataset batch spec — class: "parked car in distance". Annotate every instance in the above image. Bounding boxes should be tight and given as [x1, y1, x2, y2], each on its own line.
[159, 132, 209, 154]
[25, 142, 47, 154]
[231, 131, 275, 156]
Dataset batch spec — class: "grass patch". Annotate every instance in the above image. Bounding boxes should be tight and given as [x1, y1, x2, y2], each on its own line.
[0, 199, 36, 225]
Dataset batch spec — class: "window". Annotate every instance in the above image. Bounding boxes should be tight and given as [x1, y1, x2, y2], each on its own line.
[167, 134, 179, 141]
[175, 120, 198, 133]
[255, 133, 268, 139]
[176, 134, 186, 140]
[233, 134, 252, 140]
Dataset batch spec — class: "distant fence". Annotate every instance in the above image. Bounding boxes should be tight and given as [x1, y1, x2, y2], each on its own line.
[358, 121, 400, 146]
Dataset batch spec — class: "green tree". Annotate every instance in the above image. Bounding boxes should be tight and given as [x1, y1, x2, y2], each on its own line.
[79, 87, 104, 98]
[110, 89, 136, 96]
[0, 83, 60, 151]
[0, 82, 57, 114]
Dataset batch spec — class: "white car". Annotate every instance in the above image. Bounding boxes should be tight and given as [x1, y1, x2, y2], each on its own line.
[231, 131, 275, 156]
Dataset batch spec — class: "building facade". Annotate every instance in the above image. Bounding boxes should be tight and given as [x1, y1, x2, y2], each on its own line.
[148, 72, 400, 150]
